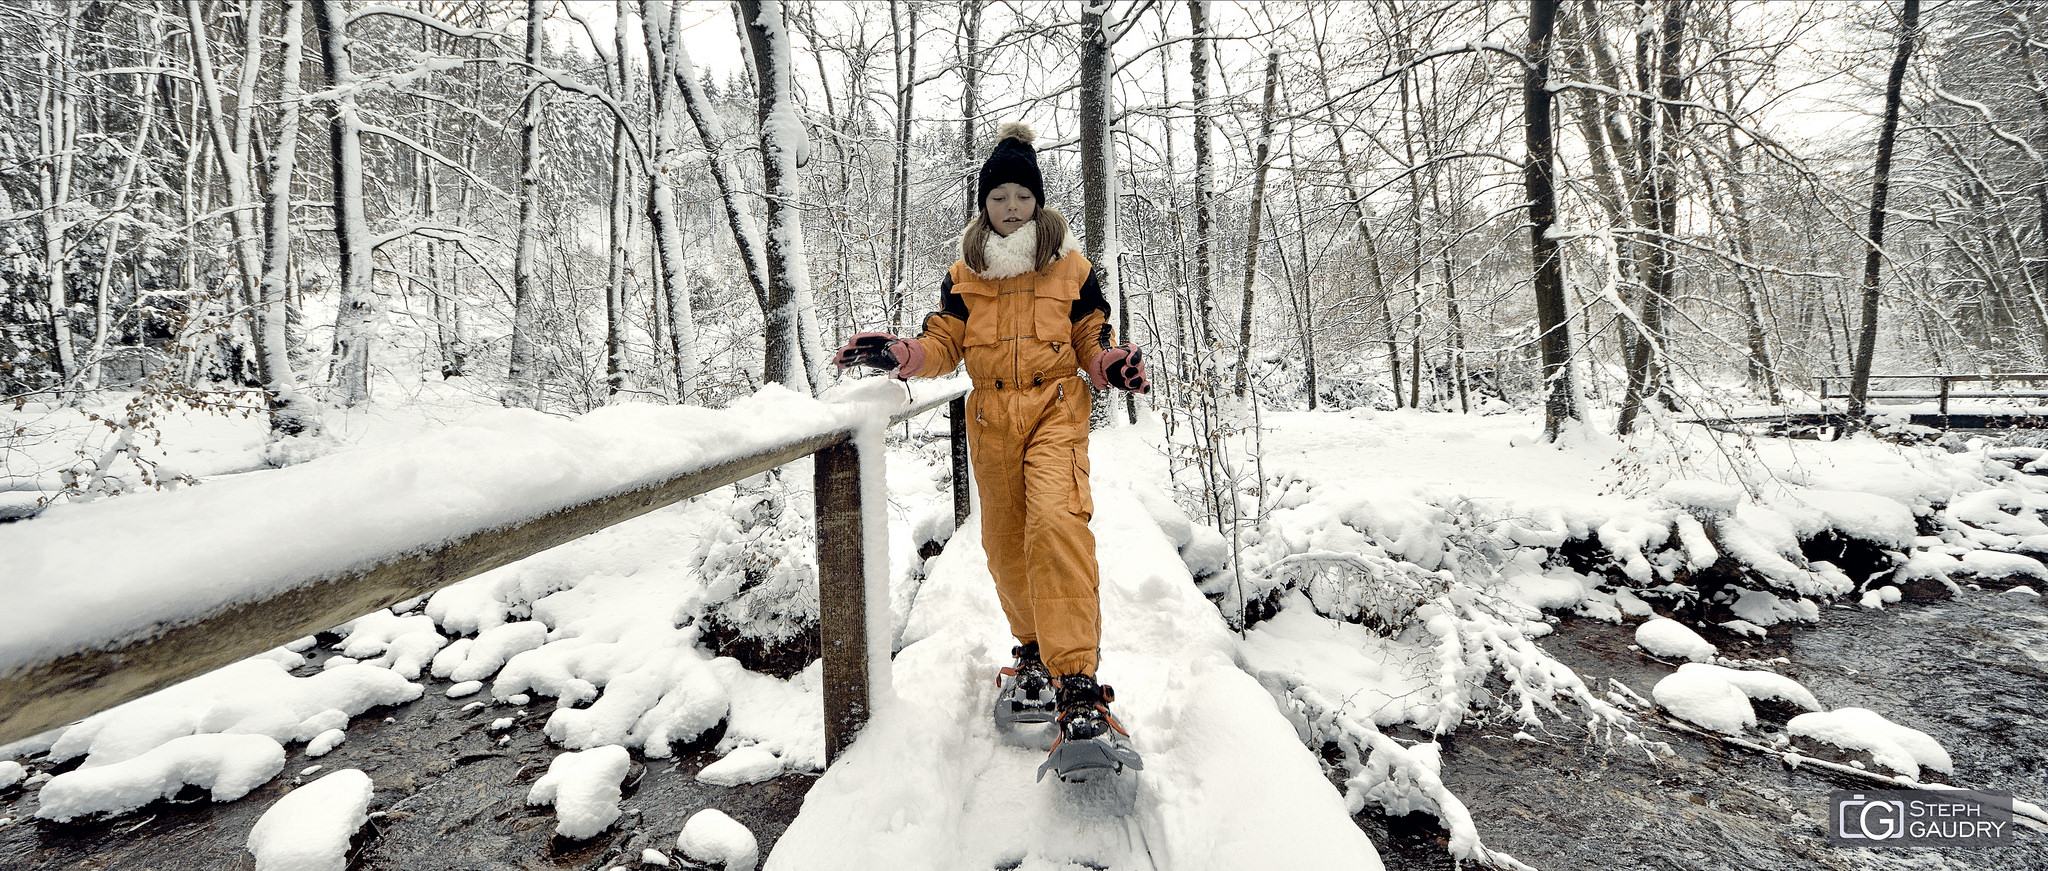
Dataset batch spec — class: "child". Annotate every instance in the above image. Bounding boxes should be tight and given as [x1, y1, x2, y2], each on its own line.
[833, 123, 1151, 780]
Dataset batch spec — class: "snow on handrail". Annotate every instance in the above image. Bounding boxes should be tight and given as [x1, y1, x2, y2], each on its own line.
[0, 377, 969, 753]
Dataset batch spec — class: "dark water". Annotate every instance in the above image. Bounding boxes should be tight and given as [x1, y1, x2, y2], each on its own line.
[0, 655, 811, 871]
[1355, 586, 2048, 871]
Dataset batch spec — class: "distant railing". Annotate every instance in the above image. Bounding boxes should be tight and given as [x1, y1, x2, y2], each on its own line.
[1817, 373, 2048, 416]
[0, 384, 972, 764]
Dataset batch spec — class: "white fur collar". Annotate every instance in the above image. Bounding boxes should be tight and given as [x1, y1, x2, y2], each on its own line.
[967, 219, 1081, 280]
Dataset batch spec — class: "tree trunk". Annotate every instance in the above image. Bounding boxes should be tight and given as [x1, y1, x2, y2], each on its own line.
[507, 0, 544, 408]
[1849, 0, 1919, 421]
[1232, 51, 1281, 399]
[314, 0, 375, 406]
[256, 0, 318, 435]
[605, 0, 633, 397]
[961, 0, 982, 219]
[738, 0, 814, 395]
[1081, 2, 1116, 429]
[1188, 0, 1217, 347]
[640, 0, 698, 400]
[1525, 0, 1578, 440]
[1616, 0, 1687, 434]
[887, 0, 917, 331]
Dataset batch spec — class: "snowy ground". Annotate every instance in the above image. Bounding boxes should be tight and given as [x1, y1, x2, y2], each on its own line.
[4, 388, 2047, 869]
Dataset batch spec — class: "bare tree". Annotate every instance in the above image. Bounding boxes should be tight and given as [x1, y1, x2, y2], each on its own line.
[1527, 0, 1579, 439]
[1848, 0, 1921, 421]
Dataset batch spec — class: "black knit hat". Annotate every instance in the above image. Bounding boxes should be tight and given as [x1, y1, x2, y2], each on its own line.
[977, 122, 1044, 211]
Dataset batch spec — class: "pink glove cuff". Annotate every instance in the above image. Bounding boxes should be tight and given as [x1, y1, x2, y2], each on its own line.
[891, 339, 926, 378]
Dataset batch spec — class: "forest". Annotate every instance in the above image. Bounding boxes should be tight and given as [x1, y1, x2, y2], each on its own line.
[1, 0, 2043, 498]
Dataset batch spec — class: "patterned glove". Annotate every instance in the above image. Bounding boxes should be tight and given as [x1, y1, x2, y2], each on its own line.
[832, 332, 924, 377]
[1087, 343, 1151, 394]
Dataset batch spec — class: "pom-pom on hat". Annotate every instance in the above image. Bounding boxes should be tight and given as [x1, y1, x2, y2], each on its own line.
[977, 122, 1045, 212]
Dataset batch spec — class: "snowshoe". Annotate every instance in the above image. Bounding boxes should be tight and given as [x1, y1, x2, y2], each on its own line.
[1036, 674, 1144, 783]
[993, 642, 1058, 727]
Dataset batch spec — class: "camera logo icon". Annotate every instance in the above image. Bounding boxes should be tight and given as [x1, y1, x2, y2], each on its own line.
[1837, 794, 1907, 840]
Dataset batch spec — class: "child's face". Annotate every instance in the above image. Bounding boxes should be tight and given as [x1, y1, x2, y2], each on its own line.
[985, 183, 1036, 237]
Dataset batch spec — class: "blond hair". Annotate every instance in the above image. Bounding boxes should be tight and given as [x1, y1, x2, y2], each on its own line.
[962, 206, 1069, 276]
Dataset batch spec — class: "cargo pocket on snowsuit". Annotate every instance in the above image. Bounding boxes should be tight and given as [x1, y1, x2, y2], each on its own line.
[1070, 448, 1093, 517]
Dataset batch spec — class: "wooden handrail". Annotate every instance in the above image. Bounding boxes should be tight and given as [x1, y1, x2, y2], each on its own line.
[0, 382, 970, 761]
[1815, 374, 2048, 415]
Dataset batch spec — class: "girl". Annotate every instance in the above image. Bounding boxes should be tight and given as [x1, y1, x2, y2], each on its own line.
[833, 123, 1150, 781]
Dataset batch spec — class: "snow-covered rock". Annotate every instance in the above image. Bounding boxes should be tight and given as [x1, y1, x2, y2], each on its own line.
[697, 745, 781, 786]
[1672, 663, 1821, 712]
[246, 769, 374, 871]
[1789, 707, 1952, 778]
[45, 659, 418, 769]
[1635, 618, 1716, 661]
[678, 808, 758, 871]
[36, 733, 286, 821]
[305, 729, 346, 758]
[527, 745, 630, 840]
[0, 760, 24, 789]
[1652, 668, 1754, 734]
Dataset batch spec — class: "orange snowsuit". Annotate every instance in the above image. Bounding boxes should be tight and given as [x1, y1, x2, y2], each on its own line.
[906, 247, 1115, 678]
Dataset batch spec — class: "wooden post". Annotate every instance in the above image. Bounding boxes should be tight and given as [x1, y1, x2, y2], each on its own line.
[813, 440, 869, 764]
[1939, 376, 1952, 418]
[951, 396, 970, 528]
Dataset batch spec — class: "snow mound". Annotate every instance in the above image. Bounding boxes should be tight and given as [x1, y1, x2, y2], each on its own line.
[527, 745, 630, 840]
[697, 745, 781, 786]
[678, 808, 759, 871]
[47, 658, 419, 769]
[1789, 707, 1952, 778]
[2007, 586, 2041, 597]
[306, 729, 346, 757]
[1958, 551, 2048, 581]
[35, 733, 285, 821]
[1659, 481, 1742, 518]
[1673, 663, 1820, 711]
[1635, 618, 1716, 661]
[246, 768, 374, 871]
[1652, 669, 1754, 734]
[0, 760, 24, 789]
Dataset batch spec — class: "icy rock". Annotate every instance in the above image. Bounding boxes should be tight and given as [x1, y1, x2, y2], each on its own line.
[35, 733, 286, 822]
[527, 745, 630, 840]
[1652, 669, 1755, 734]
[0, 761, 23, 790]
[490, 718, 515, 732]
[641, 847, 672, 866]
[1635, 618, 1716, 662]
[677, 808, 758, 871]
[696, 746, 781, 787]
[245, 769, 373, 871]
[1789, 707, 1952, 778]
[305, 729, 346, 758]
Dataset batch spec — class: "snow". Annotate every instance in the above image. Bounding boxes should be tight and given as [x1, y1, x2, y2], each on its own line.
[2007, 585, 2041, 597]
[305, 729, 346, 757]
[45, 659, 417, 769]
[641, 847, 674, 866]
[678, 808, 758, 871]
[1634, 618, 1716, 662]
[1674, 663, 1821, 711]
[245, 768, 374, 871]
[1788, 707, 1952, 778]
[0, 384, 949, 676]
[527, 744, 631, 840]
[697, 745, 781, 786]
[768, 433, 1384, 870]
[35, 733, 285, 822]
[0, 761, 23, 789]
[1652, 668, 1754, 734]
[445, 680, 484, 698]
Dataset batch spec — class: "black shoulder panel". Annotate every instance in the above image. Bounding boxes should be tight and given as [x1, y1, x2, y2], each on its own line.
[1070, 267, 1111, 322]
[938, 272, 968, 322]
